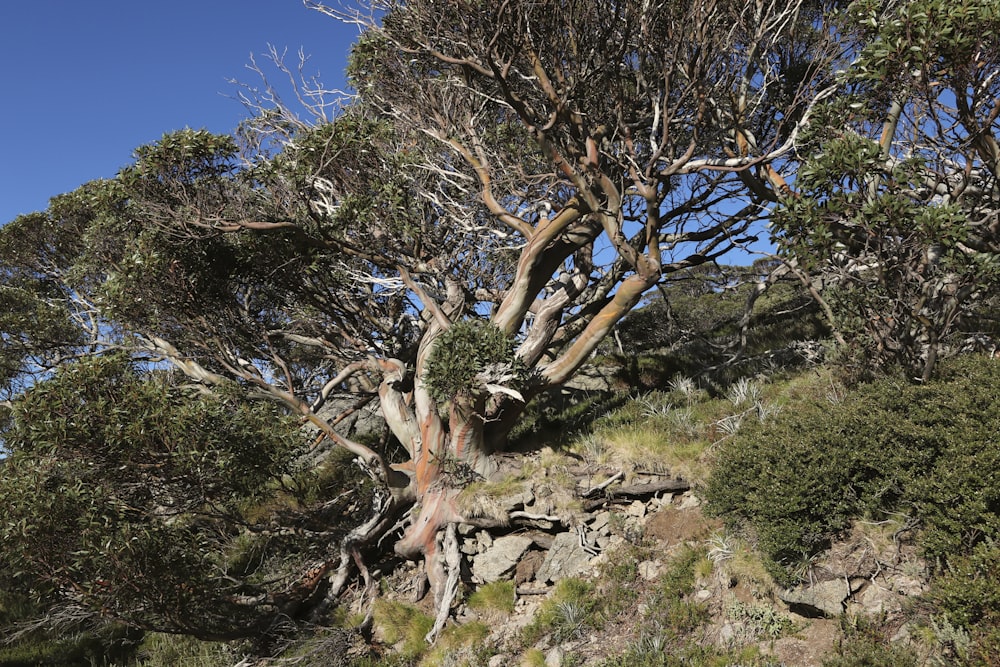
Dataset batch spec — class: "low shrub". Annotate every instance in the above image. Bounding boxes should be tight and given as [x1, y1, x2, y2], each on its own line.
[823, 616, 918, 667]
[707, 355, 1000, 583]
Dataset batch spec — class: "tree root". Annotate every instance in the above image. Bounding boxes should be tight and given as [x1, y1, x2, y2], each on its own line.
[425, 523, 460, 643]
[313, 486, 406, 625]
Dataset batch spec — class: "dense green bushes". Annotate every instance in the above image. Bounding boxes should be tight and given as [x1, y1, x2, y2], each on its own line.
[707, 355, 1000, 585]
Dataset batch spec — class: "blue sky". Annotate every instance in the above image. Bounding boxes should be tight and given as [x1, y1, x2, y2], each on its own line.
[0, 1, 362, 224]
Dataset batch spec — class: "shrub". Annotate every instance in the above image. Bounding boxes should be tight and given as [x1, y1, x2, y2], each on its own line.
[706, 355, 1000, 582]
[928, 539, 1000, 629]
[822, 616, 918, 667]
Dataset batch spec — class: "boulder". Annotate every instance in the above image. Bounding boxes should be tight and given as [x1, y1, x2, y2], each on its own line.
[780, 579, 854, 617]
[472, 535, 533, 583]
[536, 531, 594, 584]
[515, 550, 545, 585]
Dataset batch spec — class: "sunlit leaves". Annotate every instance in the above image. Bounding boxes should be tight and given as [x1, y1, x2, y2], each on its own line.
[0, 355, 302, 635]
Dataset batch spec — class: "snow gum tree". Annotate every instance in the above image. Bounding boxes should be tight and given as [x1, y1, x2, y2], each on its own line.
[773, 0, 1000, 380]
[1, 0, 847, 638]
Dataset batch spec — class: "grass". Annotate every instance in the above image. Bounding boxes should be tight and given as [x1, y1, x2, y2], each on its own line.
[420, 621, 492, 666]
[468, 580, 516, 618]
[455, 477, 529, 523]
[521, 577, 598, 646]
[373, 599, 435, 661]
[136, 633, 235, 667]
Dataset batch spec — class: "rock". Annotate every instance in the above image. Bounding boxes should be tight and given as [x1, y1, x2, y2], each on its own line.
[638, 560, 661, 581]
[780, 579, 852, 617]
[545, 645, 564, 667]
[488, 655, 507, 667]
[891, 621, 913, 643]
[473, 535, 533, 583]
[461, 538, 479, 556]
[694, 588, 712, 602]
[529, 532, 554, 550]
[678, 493, 701, 509]
[626, 500, 647, 517]
[536, 531, 594, 584]
[765, 618, 841, 667]
[589, 511, 611, 533]
[477, 530, 494, 552]
[515, 550, 545, 585]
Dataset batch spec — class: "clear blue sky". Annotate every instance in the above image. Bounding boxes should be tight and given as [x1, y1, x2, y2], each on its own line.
[0, 1, 361, 224]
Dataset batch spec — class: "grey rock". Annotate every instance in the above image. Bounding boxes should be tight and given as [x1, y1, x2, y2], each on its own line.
[589, 511, 611, 533]
[638, 560, 661, 581]
[780, 579, 852, 617]
[626, 500, 647, 517]
[473, 535, 533, 583]
[678, 493, 701, 509]
[536, 531, 593, 584]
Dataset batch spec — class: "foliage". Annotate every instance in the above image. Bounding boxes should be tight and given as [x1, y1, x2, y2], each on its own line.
[0, 355, 307, 638]
[424, 320, 527, 404]
[5, 0, 999, 655]
[775, 0, 1000, 380]
[707, 355, 1000, 582]
[822, 616, 919, 667]
[928, 539, 1000, 629]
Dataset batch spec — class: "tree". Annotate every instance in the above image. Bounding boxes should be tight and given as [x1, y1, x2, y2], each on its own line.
[0, 0, 847, 639]
[774, 0, 1000, 380]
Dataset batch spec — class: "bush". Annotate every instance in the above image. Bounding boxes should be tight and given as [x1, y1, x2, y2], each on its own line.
[822, 616, 918, 667]
[706, 355, 1000, 582]
[928, 539, 1000, 629]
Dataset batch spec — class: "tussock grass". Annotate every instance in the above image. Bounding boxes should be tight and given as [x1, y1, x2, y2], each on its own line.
[468, 580, 516, 617]
[421, 621, 492, 666]
[373, 599, 435, 660]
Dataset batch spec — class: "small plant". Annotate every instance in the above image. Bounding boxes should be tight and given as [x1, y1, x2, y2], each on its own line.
[639, 391, 674, 418]
[706, 533, 734, 565]
[468, 580, 516, 617]
[522, 577, 598, 645]
[136, 633, 235, 667]
[726, 600, 795, 642]
[824, 615, 919, 667]
[551, 600, 589, 641]
[726, 377, 762, 408]
[373, 599, 435, 660]
[576, 432, 607, 462]
[668, 373, 697, 398]
[928, 615, 972, 663]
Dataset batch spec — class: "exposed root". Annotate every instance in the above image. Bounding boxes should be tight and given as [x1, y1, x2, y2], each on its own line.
[314, 486, 405, 624]
[425, 523, 461, 643]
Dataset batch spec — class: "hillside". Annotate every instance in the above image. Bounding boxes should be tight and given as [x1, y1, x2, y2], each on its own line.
[4, 275, 998, 666]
